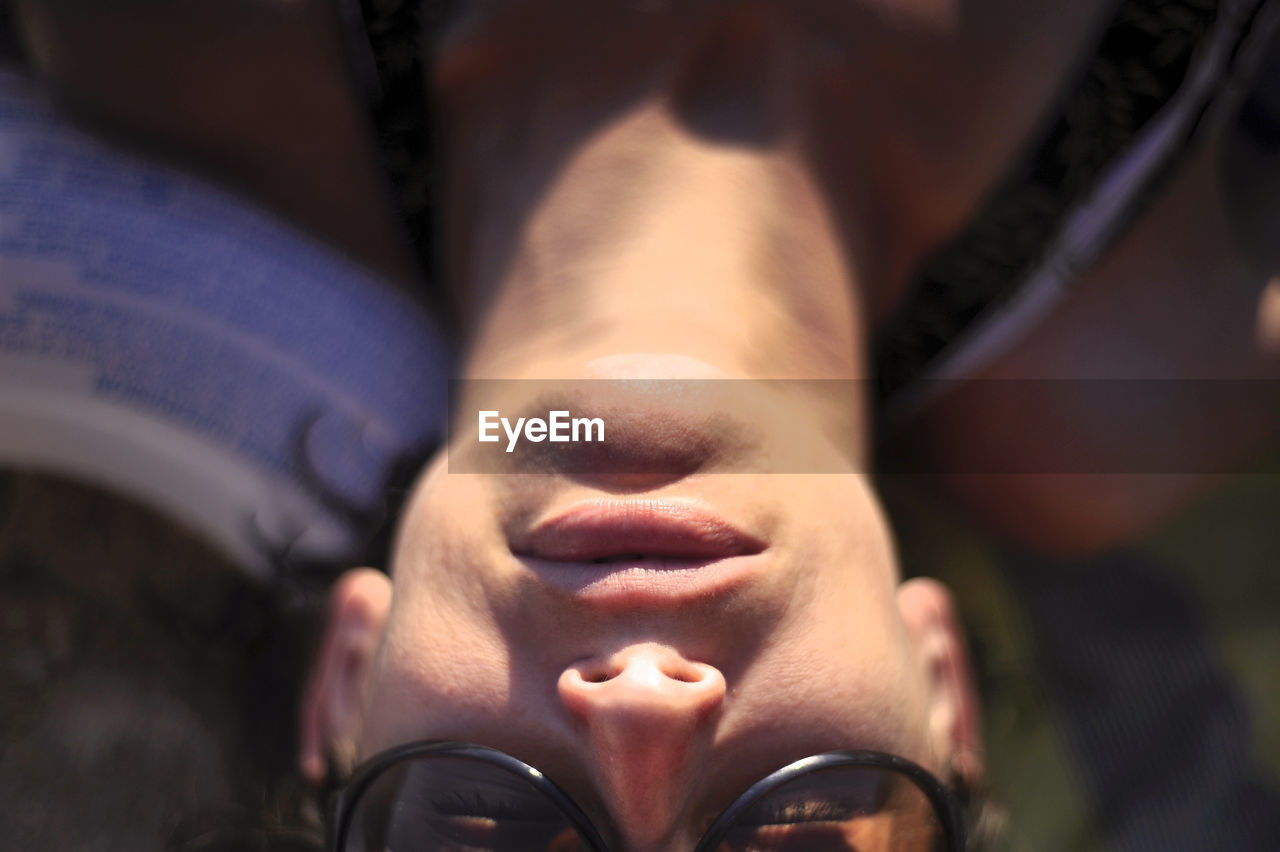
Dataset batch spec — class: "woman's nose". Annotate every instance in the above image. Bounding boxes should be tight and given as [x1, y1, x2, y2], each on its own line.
[558, 644, 726, 844]
[560, 644, 726, 723]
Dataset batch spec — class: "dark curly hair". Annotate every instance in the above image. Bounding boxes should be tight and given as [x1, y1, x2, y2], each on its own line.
[0, 470, 328, 851]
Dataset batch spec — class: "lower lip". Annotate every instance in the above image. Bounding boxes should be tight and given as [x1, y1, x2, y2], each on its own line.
[516, 553, 769, 607]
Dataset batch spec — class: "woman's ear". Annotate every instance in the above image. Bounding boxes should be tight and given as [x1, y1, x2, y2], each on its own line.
[299, 568, 392, 785]
[897, 577, 984, 788]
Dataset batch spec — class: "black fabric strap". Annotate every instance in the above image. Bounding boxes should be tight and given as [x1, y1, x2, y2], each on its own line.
[873, 0, 1228, 398]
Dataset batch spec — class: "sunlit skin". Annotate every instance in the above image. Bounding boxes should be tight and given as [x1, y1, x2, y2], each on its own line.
[301, 2, 1121, 849]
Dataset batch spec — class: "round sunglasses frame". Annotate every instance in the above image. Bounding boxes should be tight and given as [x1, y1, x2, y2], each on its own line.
[327, 740, 967, 852]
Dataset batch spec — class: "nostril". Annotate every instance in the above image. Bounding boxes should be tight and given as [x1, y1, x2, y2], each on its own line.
[559, 652, 728, 726]
[665, 665, 700, 684]
[572, 661, 617, 684]
[561, 649, 725, 696]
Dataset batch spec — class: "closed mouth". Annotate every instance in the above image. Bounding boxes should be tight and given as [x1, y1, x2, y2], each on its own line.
[515, 498, 765, 562]
[512, 498, 768, 605]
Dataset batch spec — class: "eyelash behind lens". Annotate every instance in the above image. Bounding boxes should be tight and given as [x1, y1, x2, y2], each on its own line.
[743, 798, 865, 826]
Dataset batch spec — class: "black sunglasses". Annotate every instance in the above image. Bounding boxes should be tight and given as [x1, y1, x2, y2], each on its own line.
[328, 740, 966, 851]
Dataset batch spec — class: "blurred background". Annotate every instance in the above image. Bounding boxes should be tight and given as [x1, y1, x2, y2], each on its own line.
[2, 0, 1279, 849]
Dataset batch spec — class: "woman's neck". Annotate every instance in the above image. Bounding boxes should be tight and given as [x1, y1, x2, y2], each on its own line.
[444, 103, 875, 467]
[452, 105, 869, 385]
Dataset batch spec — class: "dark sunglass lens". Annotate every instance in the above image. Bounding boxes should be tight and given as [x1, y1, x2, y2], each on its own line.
[341, 756, 593, 852]
[713, 765, 948, 852]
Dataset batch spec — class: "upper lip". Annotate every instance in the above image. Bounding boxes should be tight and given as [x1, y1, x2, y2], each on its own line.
[515, 499, 766, 562]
